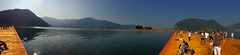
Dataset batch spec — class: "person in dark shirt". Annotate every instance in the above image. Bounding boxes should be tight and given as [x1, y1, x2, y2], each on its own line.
[213, 30, 225, 55]
[0, 41, 9, 55]
[183, 40, 190, 53]
[0, 41, 9, 50]
[183, 41, 189, 47]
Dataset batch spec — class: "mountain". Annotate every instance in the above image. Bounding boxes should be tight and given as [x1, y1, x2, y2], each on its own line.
[231, 23, 240, 29]
[0, 9, 50, 26]
[173, 18, 228, 31]
[42, 17, 135, 29]
[229, 22, 240, 31]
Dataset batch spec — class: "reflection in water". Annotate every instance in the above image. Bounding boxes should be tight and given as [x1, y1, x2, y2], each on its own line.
[57, 30, 119, 39]
[33, 48, 40, 55]
[16, 27, 45, 42]
[16, 27, 174, 55]
[136, 31, 152, 35]
[227, 32, 240, 39]
[16, 27, 119, 42]
[136, 31, 143, 34]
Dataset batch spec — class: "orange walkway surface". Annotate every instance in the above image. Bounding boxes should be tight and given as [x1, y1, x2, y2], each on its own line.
[0, 26, 27, 55]
[159, 32, 240, 55]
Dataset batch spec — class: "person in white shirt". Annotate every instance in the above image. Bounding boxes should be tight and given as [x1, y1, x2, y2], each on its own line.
[201, 30, 205, 46]
[188, 31, 192, 41]
[205, 31, 209, 45]
[231, 32, 234, 40]
[175, 36, 183, 41]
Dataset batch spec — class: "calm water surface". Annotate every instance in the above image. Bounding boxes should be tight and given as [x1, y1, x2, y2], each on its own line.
[227, 32, 240, 39]
[16, 27, 174, 55]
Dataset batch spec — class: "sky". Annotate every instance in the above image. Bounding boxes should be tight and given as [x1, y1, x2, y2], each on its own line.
[0, 0, 240, 29]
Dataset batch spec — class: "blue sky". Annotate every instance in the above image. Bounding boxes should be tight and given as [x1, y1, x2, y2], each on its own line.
[0, 0, 240, 29]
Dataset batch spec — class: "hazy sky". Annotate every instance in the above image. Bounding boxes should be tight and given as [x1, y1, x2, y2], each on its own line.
[0, 0, 240, 29]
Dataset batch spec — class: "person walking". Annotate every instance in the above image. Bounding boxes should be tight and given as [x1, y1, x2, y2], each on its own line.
[213, 30, 225, 55]
[188, 31, 192, 41]
[211, 32, 215, 41]
[222, 32, 226, 39]
[231, 32, 234, 40]
[201, 30, 205, 46]
[205, 31, 209, 45]
[209, 32, 213, 41]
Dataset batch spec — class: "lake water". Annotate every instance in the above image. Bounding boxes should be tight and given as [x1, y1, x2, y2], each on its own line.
[16, 27, 173, 55]
[227, 32, 240, 39]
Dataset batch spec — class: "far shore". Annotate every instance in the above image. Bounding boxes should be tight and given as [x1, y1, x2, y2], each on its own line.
[53, 27, 174, 32]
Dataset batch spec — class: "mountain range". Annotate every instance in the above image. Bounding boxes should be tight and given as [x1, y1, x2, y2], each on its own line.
[1, 9, 240, 30]
[0, 9, 135, 29]
[41, 17, 135, 29]
[0, 9, 50, 26]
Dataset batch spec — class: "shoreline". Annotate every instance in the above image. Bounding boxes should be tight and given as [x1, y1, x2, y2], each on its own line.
[52, 26, 174, 32]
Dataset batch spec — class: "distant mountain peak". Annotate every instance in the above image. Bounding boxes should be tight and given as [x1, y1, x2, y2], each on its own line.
[80, 17, 97, 20]
[12, 8, 29, 10]
[1, 9, 31, 13]
[0, 9, 37, 17]
[0, 9, 50, 26]
[173, 18, 227, 31]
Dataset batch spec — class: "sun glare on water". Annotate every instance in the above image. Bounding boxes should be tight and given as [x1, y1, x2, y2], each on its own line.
[33, 27, 41, 28]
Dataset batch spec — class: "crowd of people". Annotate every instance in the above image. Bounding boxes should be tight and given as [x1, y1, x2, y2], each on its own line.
[0, 25, 12, 29]
[176, 31, 195, 55]
[175, 30, 235, 55]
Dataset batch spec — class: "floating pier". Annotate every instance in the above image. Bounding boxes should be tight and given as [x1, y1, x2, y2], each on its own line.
[159, 32, 240, 55]
[0, 26, 27, 55]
